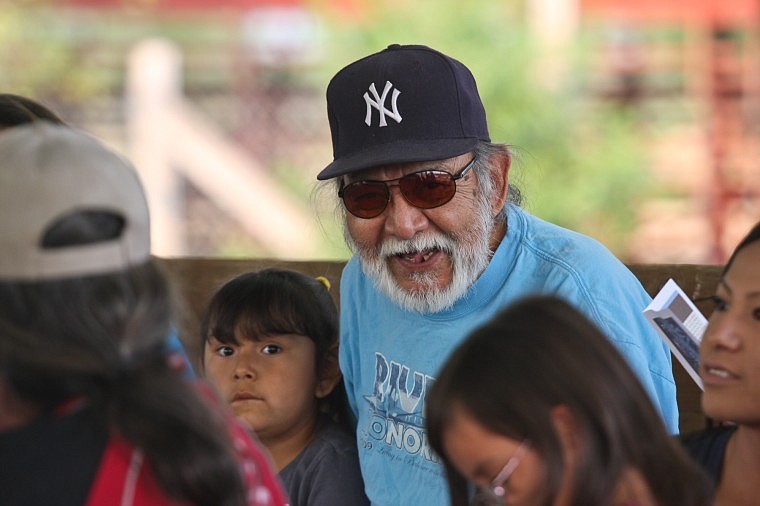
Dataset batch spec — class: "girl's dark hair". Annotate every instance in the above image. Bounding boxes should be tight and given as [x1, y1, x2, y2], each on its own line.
[723, 221, 760, 275]
[0, 93, 64, 127]
[0, 211, 247, 506]
[200, 268, 348, 428]
[426, 296, 712, 506]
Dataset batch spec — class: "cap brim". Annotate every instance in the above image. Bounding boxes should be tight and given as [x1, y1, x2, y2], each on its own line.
[317, 137, 480, 180]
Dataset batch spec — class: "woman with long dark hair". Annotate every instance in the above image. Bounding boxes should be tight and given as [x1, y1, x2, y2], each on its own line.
[0, 122, 288, 506]
[426, 296, 712, 506]
[681, 221, 760, 506]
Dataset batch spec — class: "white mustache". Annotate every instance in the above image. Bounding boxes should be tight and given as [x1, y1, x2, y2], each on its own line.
[379, 233, 455, 258]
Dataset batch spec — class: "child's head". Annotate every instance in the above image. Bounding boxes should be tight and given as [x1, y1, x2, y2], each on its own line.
[200, 268, 344, 441]
[426, 295, 708, 506]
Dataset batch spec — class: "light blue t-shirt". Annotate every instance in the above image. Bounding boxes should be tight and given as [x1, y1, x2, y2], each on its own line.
[338, 205, 677, 506]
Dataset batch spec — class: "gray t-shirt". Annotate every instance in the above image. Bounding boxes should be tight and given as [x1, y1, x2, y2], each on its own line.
[279, 419, 369, 506]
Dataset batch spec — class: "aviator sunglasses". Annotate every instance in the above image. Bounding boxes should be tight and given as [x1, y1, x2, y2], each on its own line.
[338, 155, 477, 219]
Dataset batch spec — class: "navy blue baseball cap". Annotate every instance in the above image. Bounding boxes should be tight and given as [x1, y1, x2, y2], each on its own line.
[317, 44, 490, 180]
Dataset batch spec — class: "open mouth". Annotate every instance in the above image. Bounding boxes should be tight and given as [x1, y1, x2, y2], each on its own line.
[397, 248, 439, 264]
[703, 365, 739, 381]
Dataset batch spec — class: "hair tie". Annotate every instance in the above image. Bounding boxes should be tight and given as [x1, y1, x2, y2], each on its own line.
[315, 276, 331, 291]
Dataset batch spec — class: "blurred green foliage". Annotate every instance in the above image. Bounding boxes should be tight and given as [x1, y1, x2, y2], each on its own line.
[316, 0, 652, 253]
[0, 2, 90, 102]
[1, 0, 654, 256]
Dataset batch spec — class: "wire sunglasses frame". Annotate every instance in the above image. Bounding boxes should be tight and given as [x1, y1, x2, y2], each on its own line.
[470, 440, 530, 506]
[338, 155, 477, 219]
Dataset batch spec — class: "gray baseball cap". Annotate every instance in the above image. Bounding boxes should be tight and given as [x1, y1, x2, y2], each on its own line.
[0, 122, 151, 281]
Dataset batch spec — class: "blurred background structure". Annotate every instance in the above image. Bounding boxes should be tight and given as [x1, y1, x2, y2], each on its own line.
[2, 0, 758, 263]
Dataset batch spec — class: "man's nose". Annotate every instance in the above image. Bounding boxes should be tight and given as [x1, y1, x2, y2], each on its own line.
[382, 187, 429, 240]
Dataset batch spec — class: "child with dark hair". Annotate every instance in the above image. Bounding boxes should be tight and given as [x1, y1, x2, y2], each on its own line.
[426, 295, 712, 506]
[201, 269, 369, 506]
[0, 122, 288, 506]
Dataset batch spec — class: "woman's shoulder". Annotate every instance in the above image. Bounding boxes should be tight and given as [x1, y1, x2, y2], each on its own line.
[680, 425, 736, 452]
[679, 424, 736, 483]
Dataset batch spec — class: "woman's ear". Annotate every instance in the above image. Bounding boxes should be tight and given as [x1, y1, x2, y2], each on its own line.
[315, 343, 341, 399]
[550, 404, 581, 457]
[550, 405, 583, 506]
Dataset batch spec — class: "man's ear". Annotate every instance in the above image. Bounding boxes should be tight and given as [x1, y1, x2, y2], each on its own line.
[488, 150, 511, 217]
[315, 343, 342, 399]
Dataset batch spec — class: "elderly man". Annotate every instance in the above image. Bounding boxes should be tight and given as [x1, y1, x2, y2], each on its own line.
[317, 44, 677, 506]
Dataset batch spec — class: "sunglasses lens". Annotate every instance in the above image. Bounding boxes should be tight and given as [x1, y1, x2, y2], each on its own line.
[342, 181, 389, 218]
[341, 171, 458, 218]
[399, 171, 456, 209]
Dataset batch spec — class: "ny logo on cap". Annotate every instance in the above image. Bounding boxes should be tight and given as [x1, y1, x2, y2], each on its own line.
[363, 81, 402, 127]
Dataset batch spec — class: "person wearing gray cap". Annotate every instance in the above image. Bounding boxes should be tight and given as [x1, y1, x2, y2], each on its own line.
[317, 44, 678, 506]
[0, 92, 196, 379]
[0, 122, 289, 506]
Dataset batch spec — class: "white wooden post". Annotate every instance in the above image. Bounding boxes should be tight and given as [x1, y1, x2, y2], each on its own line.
[127, 39, 185, 256]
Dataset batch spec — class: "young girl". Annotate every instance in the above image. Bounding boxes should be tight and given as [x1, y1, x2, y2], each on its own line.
[426, 295, 712, 506]
[200, 268, 369, 506]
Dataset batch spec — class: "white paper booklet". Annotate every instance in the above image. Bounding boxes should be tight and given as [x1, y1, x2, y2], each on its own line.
[643, 278, 707, 390]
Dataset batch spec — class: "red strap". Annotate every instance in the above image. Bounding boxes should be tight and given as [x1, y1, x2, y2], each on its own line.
[85, 383, 289, 506]
[86, 437, 179, 506]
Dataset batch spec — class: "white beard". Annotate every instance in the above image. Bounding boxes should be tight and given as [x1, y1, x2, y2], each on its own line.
[348, 203, 495, 314]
